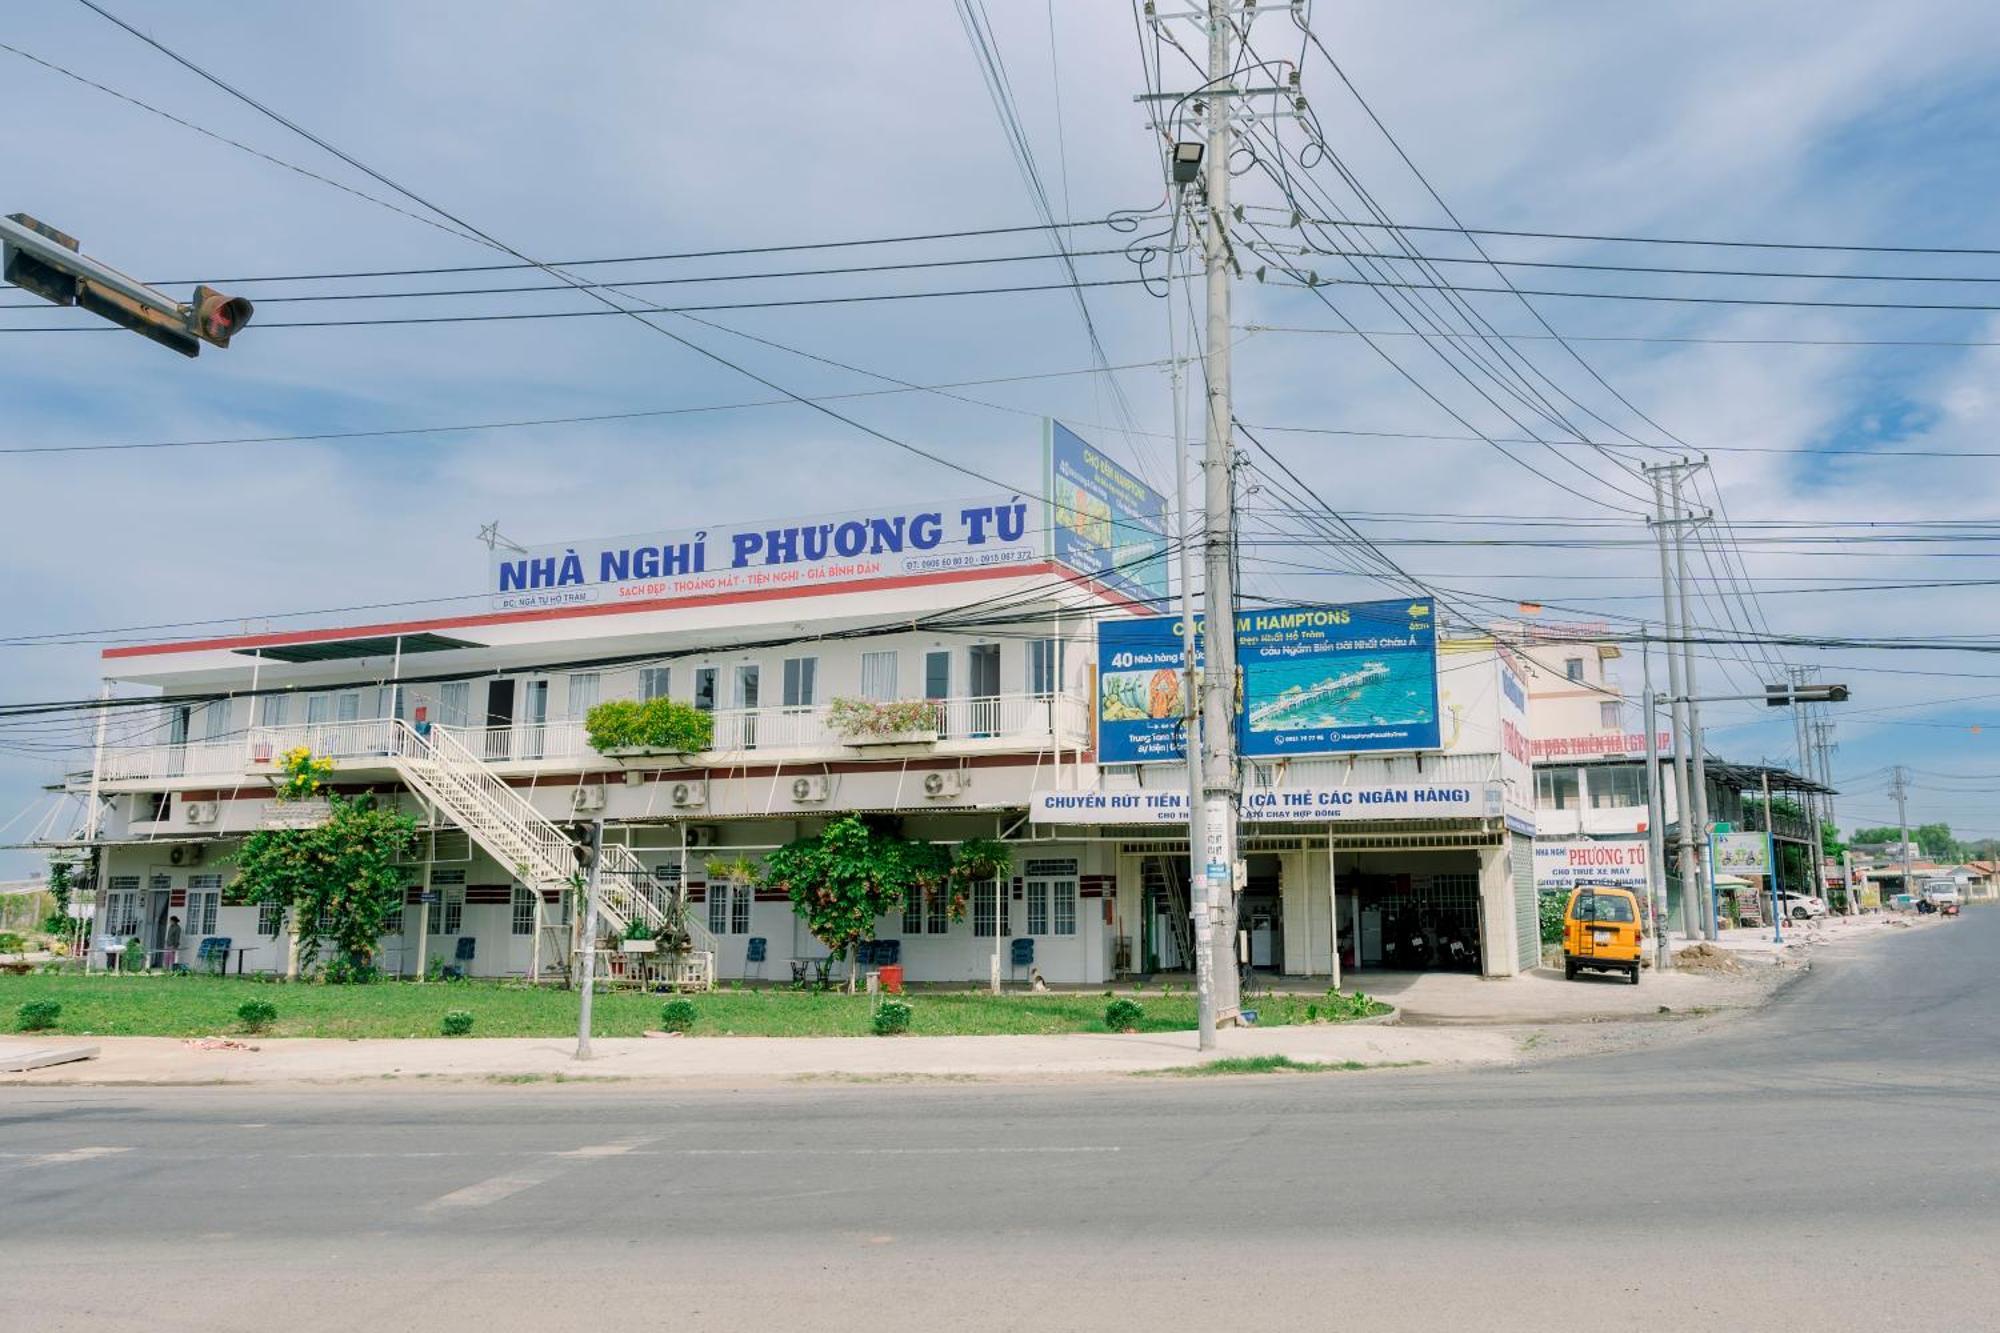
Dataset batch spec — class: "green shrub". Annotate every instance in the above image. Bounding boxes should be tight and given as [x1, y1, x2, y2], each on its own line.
[441, 1009, 474, 1037]
[0, 931, 25, 954]
[659, 999, 698, 1033]
[121, 939, 146, 972]
[1105, 997, 1145, 1031]
[17, 999, 60, 1031]
[585, 697, 714, 753]
[1539, 892, 1567, 946]
[872, 999, 913, 1036]
[1319, 990, 1384, 1022]
[236, 1000, 278, 1033]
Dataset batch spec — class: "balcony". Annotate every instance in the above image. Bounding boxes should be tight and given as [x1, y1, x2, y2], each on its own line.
[85, 692, 1092, 787]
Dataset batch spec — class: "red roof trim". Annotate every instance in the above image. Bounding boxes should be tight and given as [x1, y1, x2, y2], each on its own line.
[104, 561, 1142, 661]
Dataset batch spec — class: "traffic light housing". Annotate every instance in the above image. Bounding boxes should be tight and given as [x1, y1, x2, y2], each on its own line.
[187, 284, 254, 348]
[1766, 682, 1850, 706]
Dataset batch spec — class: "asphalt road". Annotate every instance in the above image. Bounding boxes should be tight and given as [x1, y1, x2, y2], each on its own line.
[5, 915, 1994, 1333]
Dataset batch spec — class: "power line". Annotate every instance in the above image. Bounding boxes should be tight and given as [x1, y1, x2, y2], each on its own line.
[1247, 324, 2000, 350]
[1245, 420, 2000, 461]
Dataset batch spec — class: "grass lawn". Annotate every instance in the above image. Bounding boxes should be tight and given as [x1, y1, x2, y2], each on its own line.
[0, 974, 1389, 1040]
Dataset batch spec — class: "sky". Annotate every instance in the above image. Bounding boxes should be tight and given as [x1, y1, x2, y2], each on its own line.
[6, 0, 2000, 870]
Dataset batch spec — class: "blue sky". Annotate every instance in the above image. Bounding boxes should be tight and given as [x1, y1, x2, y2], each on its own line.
[6, 0, 2000, 867]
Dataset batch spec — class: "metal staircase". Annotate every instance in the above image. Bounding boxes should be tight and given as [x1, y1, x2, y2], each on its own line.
[382, 720, 716, 982]
[1143, 855, 1195, 971]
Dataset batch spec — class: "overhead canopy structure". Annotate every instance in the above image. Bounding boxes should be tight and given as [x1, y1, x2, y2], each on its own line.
[233, 632, 481, 664]
[1704, 761, 1835, 798]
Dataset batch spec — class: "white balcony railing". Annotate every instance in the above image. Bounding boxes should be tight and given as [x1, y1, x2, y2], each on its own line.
[88, 692, 1092, 785]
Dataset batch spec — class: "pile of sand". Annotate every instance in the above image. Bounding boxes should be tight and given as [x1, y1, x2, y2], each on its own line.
[1671, 942, 1743, 974]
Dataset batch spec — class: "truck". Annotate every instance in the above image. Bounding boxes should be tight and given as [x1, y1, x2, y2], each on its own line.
[1920, 879, 1963, 914]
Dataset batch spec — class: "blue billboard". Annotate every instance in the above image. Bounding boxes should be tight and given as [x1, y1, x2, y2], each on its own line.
[1097, 599, 1441, 764]
[1046, 420, 1169, 605]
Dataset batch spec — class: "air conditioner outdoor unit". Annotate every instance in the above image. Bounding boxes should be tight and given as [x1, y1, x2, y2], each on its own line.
[670, 780, 708, 808]
[791, 775, 830, 803]
[570, 784, 606, 813]
[922, 770, 964, 799]
[183, 800, 219, 825]
[168, 843, 206, 866]
[684, 824, 720, 849]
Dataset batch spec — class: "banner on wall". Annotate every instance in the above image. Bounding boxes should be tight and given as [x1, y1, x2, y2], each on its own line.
[1095, 599, 1441, 764]
[1045, 420, 1169, 604]
[1533, 841, 1650, 892]
[1030, 783, 1499, 825]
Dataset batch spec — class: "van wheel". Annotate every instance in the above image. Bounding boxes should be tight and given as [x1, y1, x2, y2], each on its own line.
[1564, 959, 1577, 980]
[1629, 966, 1641, 985]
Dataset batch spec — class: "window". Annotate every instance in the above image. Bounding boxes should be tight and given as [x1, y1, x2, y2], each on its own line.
[511, 886, 537, 936]
[381, 894, 402, 935]
[1564, 658, 1585, 683]
[972, 878, 1010, 938]
[201, 701, 231, 742]
[924, 650, 951, 700]
[706, 880, 750, 935]
[639, 667, 671, 702]
[427, 870, 464, 935]
[258, 903, 285, 937]
[306, 693, 331, 726]
[567, 672, 601, 719]
[1029, 638, 1063, 696]
[861, 651, 898, 702]
[782, 657, 817, 709]
[1574, 890, 1636, 924]
[258, 694, 289, 727]
[1024, 859, 1076, 937]
[335, 692, 361, 723]
[438, 681, 470, 729]
[185, 873, 222, 935]
[106, 875, 141, 936]
[1536, 768, 1581, 810]
[901, 886, 949, 936]
[1588, 766, 1646, 810]
[734, 664, 761, 709]
[693, 667, 718, 713]
[1600, 701, 1621, 729]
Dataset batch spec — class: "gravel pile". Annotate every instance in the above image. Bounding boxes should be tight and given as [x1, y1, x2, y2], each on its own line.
[1672, 942, 1744, 974]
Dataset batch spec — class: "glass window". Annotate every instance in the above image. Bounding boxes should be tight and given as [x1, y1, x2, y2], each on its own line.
[1027, 881, 1049, 935]
[1588, 766, 1645, 809]
[1600, 701, 1621, 729]
[185, 874, 222, 935]
[438, 681, 470, 729]
[1565, 658, 1585, 683]
[1023, 859, 1075, 937]
[639, 667, 671, 702]
[972, 879, 1010, 938]
[1536, 768, 1581, 810]
[428, 869, 464, 935]
[567, 672, 601, 719]
[924, 650, 951, 701]
[1029, 638, 1062, 696]
[706, 882, 749, 936]
[306, 693, 331, 726]
[902, 889, 923, 935]
[511, 887, 537, 937]
[1574, 891, 1636, 923]
[335, 692, 361, 723]
[861, 651, 898, 702]
[693, 668, 717, 713]
[782, 657, 817, 709]
[202, 701, 231, 742]
[257, 694, 289, 727]
[257, 903, 285, 937]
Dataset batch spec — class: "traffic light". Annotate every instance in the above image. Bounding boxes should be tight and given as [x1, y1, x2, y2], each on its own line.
[187, 284, 254, 348]
[1766, 682, 1850, 706]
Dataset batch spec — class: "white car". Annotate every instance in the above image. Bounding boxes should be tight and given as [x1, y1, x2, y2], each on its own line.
[1921, 881, 1963, 909]
[1775, 890, 1829, 921]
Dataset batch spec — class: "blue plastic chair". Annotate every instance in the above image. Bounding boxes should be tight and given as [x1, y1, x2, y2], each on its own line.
[745, 936, 767, 981]
[194, 936, 232, 976]
[1009, 937, 1034, 982]
[444, 936, 476, 980]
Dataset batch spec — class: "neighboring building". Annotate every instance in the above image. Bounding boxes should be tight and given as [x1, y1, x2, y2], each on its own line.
[56, 447, 1545, 988]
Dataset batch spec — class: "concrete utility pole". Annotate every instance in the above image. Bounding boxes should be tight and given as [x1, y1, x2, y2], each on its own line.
[574, 819, 605, 1060]
[1647, 465, 1701, 939]
[1167, 184, 1215, 1051]
[1790, 669, 1826, 906]
[1641, 629, 1672, 970]
[1670, 464, 1719, 939]
[1812, 717, 1850, 914]
[1197, 0, 1243, 1021]
[1891, 765, 1912, 903]
[1763, 768, 1782, 945]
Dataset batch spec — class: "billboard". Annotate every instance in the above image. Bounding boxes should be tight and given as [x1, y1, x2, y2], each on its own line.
[1713, 831, 1773, 877]
[1046, 420, 1169, 605]
[1096, 599, 1441, 764]
[1032, 783, 1498, 825]
[1534, 841, 1650, 893]
[488, 496, 1039, 611]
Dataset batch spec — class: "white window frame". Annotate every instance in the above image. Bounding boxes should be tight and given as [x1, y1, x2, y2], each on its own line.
[1599, 701, 1621, 729]
[639, 667, 672, 702]
[693, 667, 718, 713]
[257, 694, 289, 727]
[782, 656, 817, 710]
[106, 875, 141, 936]
[972, 878, 1010, 938]
[511, 886, 537, 937]
[438, 681, 471, 729]
[185, 873, 222, 936]
[1029, 638, 1062, 697]
[1023, 859, 1077, 937]
[567, 671, 601, 719]
[428, 869, 465, 936]
[706, 880, 750, 936]
[1564, 658, 1585, 683]
[257, 903, 285, 937]
[860, 651, 898, 702]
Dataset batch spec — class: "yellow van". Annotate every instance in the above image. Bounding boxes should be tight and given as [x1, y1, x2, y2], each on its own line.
[1563, 885, 1643, 984]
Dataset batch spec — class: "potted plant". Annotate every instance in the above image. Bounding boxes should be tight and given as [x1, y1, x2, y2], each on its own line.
[620, 919, 659, 954]
[586, 698, 714, 760]
[827, 697, 940, 747]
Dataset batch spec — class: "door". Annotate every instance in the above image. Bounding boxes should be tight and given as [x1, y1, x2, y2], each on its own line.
[167, 703, 192, 777]
[147, 875, 172, 968]
[485, 679, 517, 759]
[735, 664, 761, 749]
[521, 680, 549, 760]
[924, 650, 951, 738]
[967, 643, 1000, 737]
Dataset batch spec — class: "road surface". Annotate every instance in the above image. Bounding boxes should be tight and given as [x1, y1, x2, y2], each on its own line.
[5, 914, 1994, 1331]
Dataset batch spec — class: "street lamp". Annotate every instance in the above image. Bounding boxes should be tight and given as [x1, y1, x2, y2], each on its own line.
[1171, 141, 1205, 184]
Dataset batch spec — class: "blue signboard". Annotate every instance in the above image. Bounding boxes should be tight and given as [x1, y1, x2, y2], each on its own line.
[1046, 421, 1169, 605]
[1096, 599, 1441, 764]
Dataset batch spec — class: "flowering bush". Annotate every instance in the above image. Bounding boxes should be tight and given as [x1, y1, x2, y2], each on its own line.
[585, 697, 714, 753]
[275, 747, 335, 801]
[827, 696, 940, 740]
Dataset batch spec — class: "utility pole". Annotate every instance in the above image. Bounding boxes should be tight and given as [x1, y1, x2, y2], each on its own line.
[1790, 668, 1825, 908]
[1647, 464, 1701, 939]
[1812, 716, 1849, 914]
[574, 819, 605, 1060]
[1197, 0, 1243, 1022]
[1763, 768, 1782, 945]
[1168, 184, 1215, 1052]
[1670, 463, 1719, 939]
[1891, 765, 1912, 904]
[1641, 628, 1672, 970]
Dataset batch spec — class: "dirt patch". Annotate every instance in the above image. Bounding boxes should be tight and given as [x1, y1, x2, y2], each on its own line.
[1672, 942, 1744, 974]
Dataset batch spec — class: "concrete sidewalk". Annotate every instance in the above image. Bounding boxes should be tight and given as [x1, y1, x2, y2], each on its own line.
[0, 1022, 1520, 1088]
